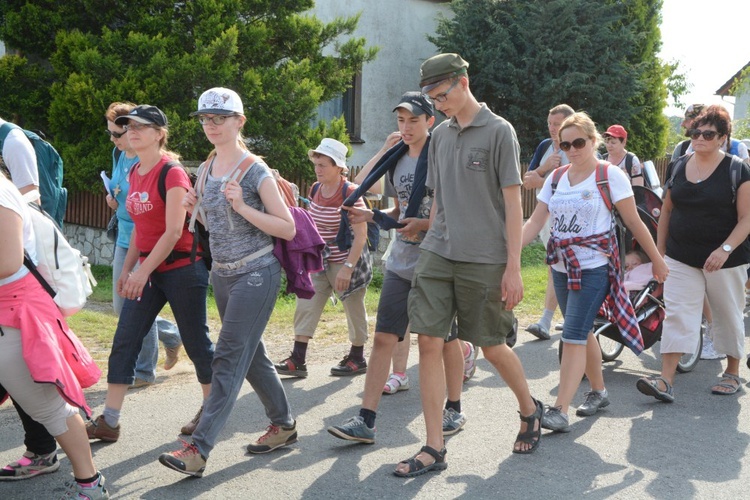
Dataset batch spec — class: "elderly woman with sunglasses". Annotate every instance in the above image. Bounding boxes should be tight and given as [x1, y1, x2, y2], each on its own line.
[637, 105, 750, 402]
[522, 112, 667, 432]
[86, 105, 214, 443]
[103, 102, 183, 388]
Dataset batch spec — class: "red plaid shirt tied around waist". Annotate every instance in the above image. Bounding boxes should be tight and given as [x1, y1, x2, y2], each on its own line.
[546, 230, 644, 355]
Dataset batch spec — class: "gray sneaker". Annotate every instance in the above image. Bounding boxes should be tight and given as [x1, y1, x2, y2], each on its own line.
[60, 472, 109, 499]
[327, 416, 375, 444]
[576, 390, 610, 417]
[541, 405, 571, 433]
[442, 408, 467, 436]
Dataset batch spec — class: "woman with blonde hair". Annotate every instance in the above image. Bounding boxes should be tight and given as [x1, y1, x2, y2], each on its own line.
[522, 112, 667, 432]
[159, 88, 296, 477]
[104, 101, 182, 387]
[87, 105, 214, 443]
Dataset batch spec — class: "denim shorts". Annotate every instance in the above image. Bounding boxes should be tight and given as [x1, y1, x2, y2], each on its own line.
[552, 265, 610, 345]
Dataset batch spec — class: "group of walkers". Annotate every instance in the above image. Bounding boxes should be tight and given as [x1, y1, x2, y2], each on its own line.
[1, 50, 749, 497]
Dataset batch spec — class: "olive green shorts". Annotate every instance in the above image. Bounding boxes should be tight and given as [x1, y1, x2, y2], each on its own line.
[407, 250, 515, 347]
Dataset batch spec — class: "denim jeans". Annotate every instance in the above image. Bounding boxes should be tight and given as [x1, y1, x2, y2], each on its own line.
[107, 259, 214, 385]
[552, 265, 610, 345]
[112, 246, 183, 382]
[192, 261, 293, 458]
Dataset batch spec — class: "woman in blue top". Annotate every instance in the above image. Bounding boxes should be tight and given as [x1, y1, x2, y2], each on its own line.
[104, 102, 183, 387]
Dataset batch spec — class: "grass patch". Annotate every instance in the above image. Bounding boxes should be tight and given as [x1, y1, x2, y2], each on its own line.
[74, 246, 549, 361]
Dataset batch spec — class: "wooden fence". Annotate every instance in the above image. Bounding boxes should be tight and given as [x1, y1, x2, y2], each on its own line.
[64, 157, 672, 229]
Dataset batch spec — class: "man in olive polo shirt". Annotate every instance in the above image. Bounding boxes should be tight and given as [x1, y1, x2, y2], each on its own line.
[394, 53, 543, 477]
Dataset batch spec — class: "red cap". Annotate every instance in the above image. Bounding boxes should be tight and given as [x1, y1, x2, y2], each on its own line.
[603, 124, 627, 140]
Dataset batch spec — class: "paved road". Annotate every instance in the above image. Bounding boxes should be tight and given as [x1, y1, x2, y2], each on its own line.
[2, 316, 750, 499]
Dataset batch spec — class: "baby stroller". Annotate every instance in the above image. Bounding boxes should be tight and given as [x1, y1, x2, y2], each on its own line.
[558, 186, 702, 372]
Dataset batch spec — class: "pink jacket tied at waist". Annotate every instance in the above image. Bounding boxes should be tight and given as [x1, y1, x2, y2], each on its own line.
[546, 230, 644, 355]
[0, 273, 101, 416]
[273, 207, 325, 299]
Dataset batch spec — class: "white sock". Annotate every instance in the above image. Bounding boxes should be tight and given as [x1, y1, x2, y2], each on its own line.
[538, 309, 555, 330]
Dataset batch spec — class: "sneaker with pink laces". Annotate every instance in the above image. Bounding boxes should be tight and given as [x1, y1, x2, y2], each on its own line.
[159, 440, 207, 477]
[246, 421, 298, 454]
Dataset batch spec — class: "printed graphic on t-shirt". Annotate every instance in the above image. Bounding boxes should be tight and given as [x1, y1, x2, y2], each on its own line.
[466, 148, 489, 172]
[548, 186, 608, 267]
[392, 161, 433, 245]
[126, 190, 153, 216]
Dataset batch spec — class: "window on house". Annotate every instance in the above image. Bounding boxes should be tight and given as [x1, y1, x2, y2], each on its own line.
[315, 73, 363, 143]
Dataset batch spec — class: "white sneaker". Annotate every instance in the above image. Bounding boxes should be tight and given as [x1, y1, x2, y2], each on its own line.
[701, 335, 726, 360]
[383, 373, 410, 394]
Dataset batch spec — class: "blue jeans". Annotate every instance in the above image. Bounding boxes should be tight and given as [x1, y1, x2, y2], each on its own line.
[108, 259, 214, 385]
[552, 266, 610, 345]
[192, 261, 293, 458]
[112, 246, 183, 382]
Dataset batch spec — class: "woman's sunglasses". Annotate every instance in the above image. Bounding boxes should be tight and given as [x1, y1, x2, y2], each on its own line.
[559, 138, 587, 152]
[106, 129, 126, 139]
[688, 129, 719, 140]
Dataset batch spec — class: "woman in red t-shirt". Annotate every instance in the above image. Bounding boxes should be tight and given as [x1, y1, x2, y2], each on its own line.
[86, 105, 214, 444]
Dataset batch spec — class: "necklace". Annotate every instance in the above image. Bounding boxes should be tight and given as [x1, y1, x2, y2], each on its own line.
[694, 162, 710, 183]
[113, 157, 135, 197]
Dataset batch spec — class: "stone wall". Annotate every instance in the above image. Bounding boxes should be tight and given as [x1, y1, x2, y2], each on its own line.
[64, 223, 115, 266]
[63, 222, 392, 268]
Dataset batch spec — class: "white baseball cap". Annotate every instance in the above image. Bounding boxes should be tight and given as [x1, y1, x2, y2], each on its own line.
[308, 138, 348, 170]
[191, 87, 244, 116]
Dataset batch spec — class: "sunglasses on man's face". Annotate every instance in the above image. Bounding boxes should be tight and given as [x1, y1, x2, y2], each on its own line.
[688, 128, 719, 140]
[106, 129, 126, 139]
[559, 138, 588, 152]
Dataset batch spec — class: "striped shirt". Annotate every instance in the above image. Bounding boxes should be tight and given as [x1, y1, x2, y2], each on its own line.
[308, 178, 365, 263]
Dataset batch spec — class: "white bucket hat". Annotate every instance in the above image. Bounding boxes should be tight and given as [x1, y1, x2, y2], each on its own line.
[308, 138, 348, 171]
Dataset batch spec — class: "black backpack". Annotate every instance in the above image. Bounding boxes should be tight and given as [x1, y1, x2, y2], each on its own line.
[310, 181, 380, 252]
[156, 161, 212, 270]
[666, 153, 746, 203]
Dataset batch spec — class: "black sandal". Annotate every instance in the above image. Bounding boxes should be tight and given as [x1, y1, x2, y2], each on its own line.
[513, 397, 543, 454]
[393, 445, 447, 478]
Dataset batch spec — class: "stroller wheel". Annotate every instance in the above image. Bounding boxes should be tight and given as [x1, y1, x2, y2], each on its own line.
[595, 323, 624, 362]
[676, 323, 703, 373]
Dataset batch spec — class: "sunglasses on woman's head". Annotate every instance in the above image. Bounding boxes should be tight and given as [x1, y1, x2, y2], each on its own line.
[559, 138, 587, 151]
[106, 129, 126, 139]
[688, 129, 719, 140]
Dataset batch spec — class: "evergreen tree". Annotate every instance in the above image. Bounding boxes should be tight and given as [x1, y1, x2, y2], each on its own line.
[430, 0, 675, 161]
[0, 0, 377, 190]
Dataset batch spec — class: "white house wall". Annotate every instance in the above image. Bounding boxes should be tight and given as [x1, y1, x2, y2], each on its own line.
[309, 0, 452, 166]
[735, 92, 749, 123]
